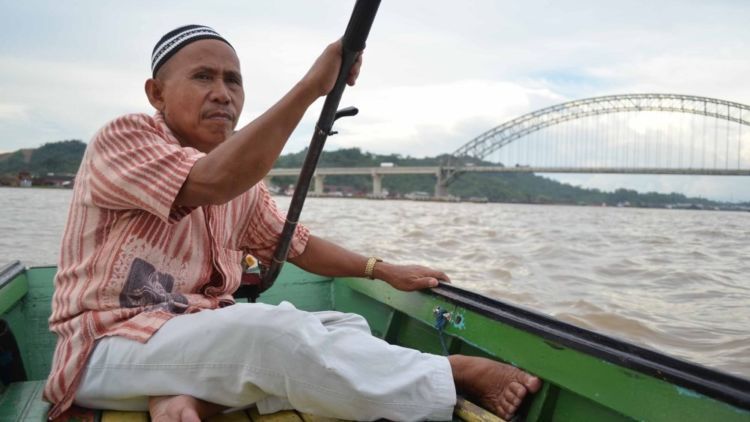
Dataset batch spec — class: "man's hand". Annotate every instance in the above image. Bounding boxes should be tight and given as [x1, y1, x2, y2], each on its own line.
[289, 236, 449, 292]
[302, 40, 363, 97]
[373, 262, 451, 292]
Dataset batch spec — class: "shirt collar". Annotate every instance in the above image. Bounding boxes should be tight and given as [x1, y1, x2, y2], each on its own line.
[153, 112, 183, 147]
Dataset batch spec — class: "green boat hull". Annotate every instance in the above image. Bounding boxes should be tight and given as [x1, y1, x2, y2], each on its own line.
[1, 261, 748, 421]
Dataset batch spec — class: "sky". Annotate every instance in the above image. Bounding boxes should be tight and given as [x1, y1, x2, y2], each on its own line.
[1, 0, 749, 201]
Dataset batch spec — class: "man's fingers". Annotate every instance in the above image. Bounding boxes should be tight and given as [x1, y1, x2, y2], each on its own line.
[438, 272, 451, 283]
[331, 39, 343, 54]
[415, 277, 439, 289]
[384, 265, 451, 291]
[428, 269, 451, 284]
[348, 53, 363, 86]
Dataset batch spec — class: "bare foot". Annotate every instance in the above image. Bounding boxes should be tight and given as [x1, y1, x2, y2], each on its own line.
[449, 355, 542, 420]
[149, 395, 226, 422]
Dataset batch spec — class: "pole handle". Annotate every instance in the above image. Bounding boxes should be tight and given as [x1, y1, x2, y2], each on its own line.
[342, 0, 381, 53]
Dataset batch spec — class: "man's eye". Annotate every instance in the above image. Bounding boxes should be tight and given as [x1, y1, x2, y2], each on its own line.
[194, 74, 212, 81]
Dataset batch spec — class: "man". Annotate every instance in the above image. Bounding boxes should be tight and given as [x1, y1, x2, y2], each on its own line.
[45, 25, 540, 421]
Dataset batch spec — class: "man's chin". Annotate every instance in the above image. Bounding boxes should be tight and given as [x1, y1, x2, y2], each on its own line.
[182, 133, 227, 153]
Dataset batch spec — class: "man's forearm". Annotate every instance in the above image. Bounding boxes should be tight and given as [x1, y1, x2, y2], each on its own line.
[176, 81, 318, 207]
[289, 235, 372, 278]
[289, 235, 447, 292]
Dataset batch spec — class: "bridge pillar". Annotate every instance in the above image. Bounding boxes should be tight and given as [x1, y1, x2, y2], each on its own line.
[434, 171, 448, 198]
[372, 173, 383, 196]
[314, 174, 326, 195]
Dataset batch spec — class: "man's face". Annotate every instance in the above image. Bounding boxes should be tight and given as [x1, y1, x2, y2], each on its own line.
[151, 39, 244, 152]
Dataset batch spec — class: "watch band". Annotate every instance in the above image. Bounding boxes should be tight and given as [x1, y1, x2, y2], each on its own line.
[365, 257, 383, 279]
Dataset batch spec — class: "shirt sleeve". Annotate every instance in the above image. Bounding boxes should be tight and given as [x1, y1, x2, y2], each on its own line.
[241, 181, 310, 265]
[87, 115, 205, 223]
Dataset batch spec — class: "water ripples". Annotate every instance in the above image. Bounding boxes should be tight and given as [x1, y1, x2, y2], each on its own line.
[1, 188, 748, 378]
[295, 198, 750, 378]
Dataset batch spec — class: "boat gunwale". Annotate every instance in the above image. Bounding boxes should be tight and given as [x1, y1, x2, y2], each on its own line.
[430, 282, 750, 410]
[0, 261, 25, 290]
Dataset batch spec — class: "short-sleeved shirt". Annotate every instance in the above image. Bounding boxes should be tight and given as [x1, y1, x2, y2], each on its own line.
[44, 112, 310, 419]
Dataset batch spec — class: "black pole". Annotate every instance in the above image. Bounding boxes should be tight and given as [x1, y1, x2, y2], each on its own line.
[256, 0, 381, 300]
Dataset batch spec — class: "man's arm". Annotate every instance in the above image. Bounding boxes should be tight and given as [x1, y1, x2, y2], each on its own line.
[175, 41, 362, 207]
[289, 235, 450, 292]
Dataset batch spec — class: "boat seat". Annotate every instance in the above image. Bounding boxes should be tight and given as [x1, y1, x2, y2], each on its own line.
[0, 380, 503, 421]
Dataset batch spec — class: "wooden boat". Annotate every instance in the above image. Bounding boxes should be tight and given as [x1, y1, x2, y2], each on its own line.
[1, 260, 749, 421]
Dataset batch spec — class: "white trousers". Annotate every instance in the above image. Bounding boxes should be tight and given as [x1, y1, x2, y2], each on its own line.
[75, 302, 456, 421]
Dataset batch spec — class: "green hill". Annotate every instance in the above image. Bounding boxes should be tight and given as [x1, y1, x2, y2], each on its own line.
[274, 147, 720, 207]
[0, 140, 86, 175]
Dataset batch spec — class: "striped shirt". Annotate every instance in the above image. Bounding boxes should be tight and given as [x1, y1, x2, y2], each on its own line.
[44, 113, 309, 419]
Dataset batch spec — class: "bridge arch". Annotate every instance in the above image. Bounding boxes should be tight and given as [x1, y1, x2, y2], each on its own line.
[445, 94, 750, 170]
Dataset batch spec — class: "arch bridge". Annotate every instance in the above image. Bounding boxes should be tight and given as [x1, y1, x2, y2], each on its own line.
[270, 94, 750, 197]
[437, 93, 750, 195]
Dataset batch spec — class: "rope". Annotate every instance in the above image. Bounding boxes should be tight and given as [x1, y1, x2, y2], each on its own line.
[433, 306, 452, 356]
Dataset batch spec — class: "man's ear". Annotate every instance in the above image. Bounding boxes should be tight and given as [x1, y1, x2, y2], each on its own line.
[145, 78, 166, 111]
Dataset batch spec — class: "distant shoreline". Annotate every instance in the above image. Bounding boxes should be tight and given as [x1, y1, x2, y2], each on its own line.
[0, 185, 72, 190]
[3, 185, 747, 212]
[270, 193, 750, 212]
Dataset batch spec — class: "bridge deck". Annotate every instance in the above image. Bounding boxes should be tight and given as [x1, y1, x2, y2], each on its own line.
[269, 166, 750, 176]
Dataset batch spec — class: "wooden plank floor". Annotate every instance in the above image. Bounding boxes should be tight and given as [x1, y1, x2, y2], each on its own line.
[91, 398, 504, 422]
[100, 410, 149, 421]
[94, 407, 340, 422]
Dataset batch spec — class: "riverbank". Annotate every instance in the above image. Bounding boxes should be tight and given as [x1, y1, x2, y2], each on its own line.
[6, 184, 749, 212]
[289, 191, 750, 212]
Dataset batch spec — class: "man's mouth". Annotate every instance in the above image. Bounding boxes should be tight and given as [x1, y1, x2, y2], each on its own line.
[204, 111, 234, 122]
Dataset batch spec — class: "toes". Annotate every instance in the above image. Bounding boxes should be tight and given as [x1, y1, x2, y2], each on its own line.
[509, 381, 527, 398]
[181, 408, 201, 422]
[504, 388, 522, 407]
[498, 395, 516, 419]
[496, 382, 528, 419]
[522, 374, 542, 392]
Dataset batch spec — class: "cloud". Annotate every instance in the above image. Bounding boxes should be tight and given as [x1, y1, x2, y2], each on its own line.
[0, 103, 29, 121]
[547, 173, 750, 203]
[0, 55, 151, 149]
[285, 79, 564, 157]
[584, 55, 750, 103]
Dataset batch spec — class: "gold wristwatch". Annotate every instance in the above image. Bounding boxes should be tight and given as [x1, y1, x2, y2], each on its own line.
[365, 257, 383, 280]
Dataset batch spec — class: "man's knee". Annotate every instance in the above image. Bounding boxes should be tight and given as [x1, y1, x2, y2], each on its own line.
[212, 302, 320, 342]
[332, 312, 371, 333]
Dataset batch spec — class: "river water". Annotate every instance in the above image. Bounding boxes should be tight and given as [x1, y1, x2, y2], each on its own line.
[1, 186, 748, 378]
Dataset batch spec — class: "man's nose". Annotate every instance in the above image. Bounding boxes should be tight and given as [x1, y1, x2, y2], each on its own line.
[210, 81, 231, 104]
